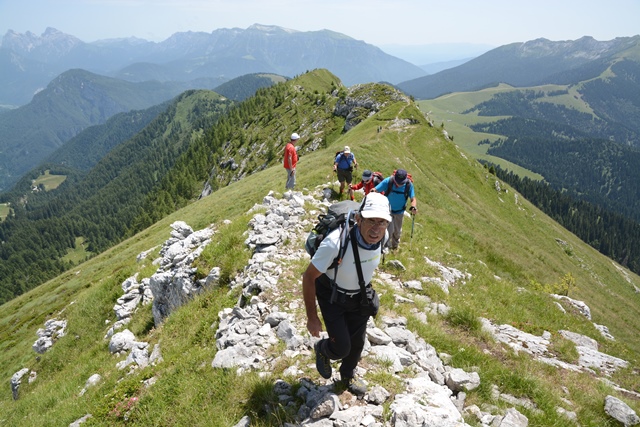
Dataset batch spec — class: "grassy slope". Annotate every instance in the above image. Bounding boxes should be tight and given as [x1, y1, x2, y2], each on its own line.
[1, 89, 639, 425]
[32, 170, 67, 191]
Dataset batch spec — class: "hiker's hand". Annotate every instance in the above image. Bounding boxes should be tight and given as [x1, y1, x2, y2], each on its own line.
[307, 316, 323, 337]
[410, 206, 417, 214]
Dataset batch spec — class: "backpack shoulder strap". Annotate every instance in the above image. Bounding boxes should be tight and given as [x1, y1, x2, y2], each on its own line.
[349, 226, 368, 304]
[328, 211, 354, 271]
[328, 217, 354, 303]
[404, 181, 413, 200]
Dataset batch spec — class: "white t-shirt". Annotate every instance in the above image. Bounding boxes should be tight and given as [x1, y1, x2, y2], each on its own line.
[311, 226, 384, 291]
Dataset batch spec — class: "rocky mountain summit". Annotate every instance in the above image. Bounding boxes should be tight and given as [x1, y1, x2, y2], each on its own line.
[12, 187, 640, 426]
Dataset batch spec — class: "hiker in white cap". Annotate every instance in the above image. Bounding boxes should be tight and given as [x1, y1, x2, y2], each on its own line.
[333, 145, 358, 199]
[283, 132, 300, 189]
[302, 192, 390, 397]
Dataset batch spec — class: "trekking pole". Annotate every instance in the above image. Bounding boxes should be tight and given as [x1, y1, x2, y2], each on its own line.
[409, 211, 416, 250]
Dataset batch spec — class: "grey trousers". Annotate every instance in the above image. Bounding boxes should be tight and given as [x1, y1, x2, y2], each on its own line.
[386, 212, 405, 249]
[285, 168, 296, 189]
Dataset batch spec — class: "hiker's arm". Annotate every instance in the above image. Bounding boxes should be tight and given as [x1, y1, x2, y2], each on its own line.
[302, 263, 323, 337]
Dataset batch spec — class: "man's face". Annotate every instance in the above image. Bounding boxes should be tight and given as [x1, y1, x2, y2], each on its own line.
[357, 216, 389, 245]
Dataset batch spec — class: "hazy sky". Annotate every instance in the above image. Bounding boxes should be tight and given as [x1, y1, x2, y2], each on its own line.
[1, 0, 638, 62]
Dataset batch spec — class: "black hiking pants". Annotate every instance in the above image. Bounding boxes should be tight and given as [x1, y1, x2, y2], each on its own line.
[315, 274, 369, 379]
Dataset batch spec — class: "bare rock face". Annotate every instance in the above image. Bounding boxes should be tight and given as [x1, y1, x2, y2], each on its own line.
[333, 83, 410, 131]
[149, 221, 216, 326]
[32, 319, 67, 354]
[11, 368, 30, 400]
[604, 395, 640, 426]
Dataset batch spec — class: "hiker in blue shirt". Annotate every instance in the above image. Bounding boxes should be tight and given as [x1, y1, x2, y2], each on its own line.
[373, 169, 417, 251]
[333, 146, 358, 198]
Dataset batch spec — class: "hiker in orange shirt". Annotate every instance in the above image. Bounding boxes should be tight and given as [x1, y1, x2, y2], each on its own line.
[284, 133, 299, 189]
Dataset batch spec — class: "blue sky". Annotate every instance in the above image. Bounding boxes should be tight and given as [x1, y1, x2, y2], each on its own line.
[1, 0, 638, 63]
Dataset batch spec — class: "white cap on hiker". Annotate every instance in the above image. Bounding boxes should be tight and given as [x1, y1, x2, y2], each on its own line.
[291, 133, 300, 140]
[359, 193, 391, 222]
[343, 145, 351, 154]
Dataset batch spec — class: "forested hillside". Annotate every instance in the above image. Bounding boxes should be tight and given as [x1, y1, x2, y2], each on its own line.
[468, 76, 640, 273]
[0, 91, 231, 304]
[0, 69, 205, 191]
[468, 74, 640, 224]
[43, 103, 171, 172]
[1, 103, 168, 203]
[0, 69, 354, 304]
[483, 129, 640, 222]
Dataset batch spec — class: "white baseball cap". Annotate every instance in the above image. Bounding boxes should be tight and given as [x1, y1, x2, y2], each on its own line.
[291, 133, 300, 140]
[359, 193, 391, 222]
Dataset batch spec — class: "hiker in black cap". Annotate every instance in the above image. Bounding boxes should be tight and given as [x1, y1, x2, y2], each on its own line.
[350, 169, 382, 197]
[373, 169, 417, 251]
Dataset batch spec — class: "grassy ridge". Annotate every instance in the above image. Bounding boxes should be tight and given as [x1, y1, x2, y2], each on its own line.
[1, 81, 639, 425]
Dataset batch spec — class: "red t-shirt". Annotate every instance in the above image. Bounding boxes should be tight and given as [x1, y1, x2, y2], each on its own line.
[351, 179, 375, 194]
[283, 142, 298, 169]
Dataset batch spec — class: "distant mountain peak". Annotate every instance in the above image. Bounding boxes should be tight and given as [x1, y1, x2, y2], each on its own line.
[514, 36, 634, 60]
[42, 27, 64, 36]
[1, 27, 82, 53]
[247, 23, 299, 34]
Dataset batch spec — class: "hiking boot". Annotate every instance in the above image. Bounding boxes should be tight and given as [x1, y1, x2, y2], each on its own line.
[336, 377, 368, 397]
[314, 341, 332, 379]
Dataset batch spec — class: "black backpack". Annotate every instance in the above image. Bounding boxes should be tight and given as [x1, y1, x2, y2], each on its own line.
[372, 171, 384, 186]
[305, 200, 360, 268]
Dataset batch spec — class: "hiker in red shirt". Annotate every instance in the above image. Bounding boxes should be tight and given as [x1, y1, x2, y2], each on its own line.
[350, 170, 382, 198]
[284, 133, 299, 189]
